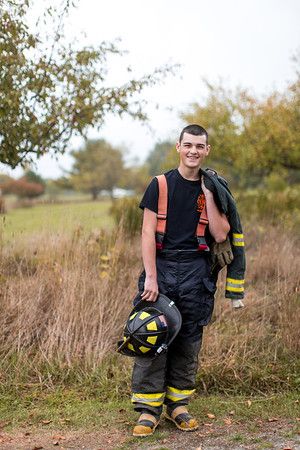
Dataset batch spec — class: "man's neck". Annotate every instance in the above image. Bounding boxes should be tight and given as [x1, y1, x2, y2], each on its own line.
[178, 165, 201, 181]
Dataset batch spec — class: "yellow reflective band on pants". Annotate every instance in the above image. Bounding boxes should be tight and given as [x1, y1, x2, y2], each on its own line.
[165, 386, 196, 402]
[131, 392, 165, 407]
[226, 278, 245, 293]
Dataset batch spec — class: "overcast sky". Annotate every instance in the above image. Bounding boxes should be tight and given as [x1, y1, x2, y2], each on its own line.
[2, 0, 300, 179]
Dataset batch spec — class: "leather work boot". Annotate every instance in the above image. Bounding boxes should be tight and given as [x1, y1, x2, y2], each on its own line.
[165, 405, 199, 431]
[132, 413, 160, 437]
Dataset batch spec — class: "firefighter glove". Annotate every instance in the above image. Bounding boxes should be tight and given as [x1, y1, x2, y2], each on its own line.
[211, 237, 234, 269]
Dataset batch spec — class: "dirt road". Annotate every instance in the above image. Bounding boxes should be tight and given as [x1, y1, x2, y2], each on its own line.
[0, 418, 299, 450]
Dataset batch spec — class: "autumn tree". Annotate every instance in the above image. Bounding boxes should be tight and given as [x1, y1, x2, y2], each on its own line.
[181, 65, 300, 188]
[0, 0, 171, 168]
[70, 139, 124, 199]
[146, 141, 174, 176]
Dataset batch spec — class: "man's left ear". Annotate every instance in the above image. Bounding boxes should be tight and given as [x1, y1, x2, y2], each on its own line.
[206, 144, 211, 156]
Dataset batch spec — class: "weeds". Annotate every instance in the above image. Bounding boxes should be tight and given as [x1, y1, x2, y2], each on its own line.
[0, 219, 299, 394]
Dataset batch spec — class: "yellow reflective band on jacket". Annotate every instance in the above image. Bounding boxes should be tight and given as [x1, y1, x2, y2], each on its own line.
[131, 392, 165, 407]
[232, 233, 244, 246]
[226, 278, 245, 292]
[165, 386, 195, 402]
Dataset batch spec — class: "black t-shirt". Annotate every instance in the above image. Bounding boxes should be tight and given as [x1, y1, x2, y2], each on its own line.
[140, 169, 212, 250]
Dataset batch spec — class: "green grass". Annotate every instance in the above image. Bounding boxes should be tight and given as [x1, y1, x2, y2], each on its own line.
[1, 200, 114, 237]
[0, 387, 299, 431]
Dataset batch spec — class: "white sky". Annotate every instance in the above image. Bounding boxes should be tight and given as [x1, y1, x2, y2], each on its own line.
[2, 0, 300, 179]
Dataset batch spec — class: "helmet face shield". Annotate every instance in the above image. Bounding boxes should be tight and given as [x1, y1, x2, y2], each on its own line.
[117, 293, 182, 361]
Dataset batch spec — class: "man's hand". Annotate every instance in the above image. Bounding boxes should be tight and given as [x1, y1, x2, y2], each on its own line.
[231, 299, 245, 309]
[141, 276, 159, 302]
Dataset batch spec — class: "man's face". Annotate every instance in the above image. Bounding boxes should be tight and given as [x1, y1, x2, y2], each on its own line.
[176, 132, 210, 169]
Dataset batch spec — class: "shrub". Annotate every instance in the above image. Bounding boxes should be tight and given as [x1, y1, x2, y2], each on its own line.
[110, 197, 142, 237]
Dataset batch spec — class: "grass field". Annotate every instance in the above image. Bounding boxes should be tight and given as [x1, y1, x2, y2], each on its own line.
[1, 200, 114, 238]
[0, 198, 299, 448]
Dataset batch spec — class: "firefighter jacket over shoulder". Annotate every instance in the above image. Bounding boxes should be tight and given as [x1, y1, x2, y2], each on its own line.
[202, 169, 246, 300]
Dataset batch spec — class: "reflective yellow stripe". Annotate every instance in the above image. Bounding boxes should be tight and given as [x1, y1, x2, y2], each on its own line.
[167, 386, 195, 395]
[165, 386, 195, 402]
[226, 278, 245, 293]
[146, 335, 157, 345]
[226, 278, 245, 292]
[131, 392, 165, 406]
[232, 233, 244, 247]
[226, 278, 244, 284]
[139, 346, 151, 353]
[146, 321, 157, 331]
[139, 311, 150, 320]
[226, 286, 244, 292]
[129, 311, 138, 320]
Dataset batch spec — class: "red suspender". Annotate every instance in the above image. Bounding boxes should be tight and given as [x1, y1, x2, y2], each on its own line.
[155, 175, 168, 249]
[155, 174, 209, 251]
[196, 202, 210, 251]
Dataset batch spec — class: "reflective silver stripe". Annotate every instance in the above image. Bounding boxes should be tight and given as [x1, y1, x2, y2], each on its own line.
[165, 387, 195, 401]
[131, 393, 165, 406]
[226, 281, 244, 288]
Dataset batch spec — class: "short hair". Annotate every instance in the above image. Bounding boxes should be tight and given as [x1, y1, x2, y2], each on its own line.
[179, 124, 208, 144]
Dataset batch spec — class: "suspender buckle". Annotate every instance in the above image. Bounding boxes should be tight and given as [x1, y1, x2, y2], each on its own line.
[197, 236, 210, 252]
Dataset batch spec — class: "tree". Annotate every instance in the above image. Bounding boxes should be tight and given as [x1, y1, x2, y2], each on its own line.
[71, 139, 124, 199]
[181, 66, 300, 188]
[0, 0, 171, 168]
[119, 164, 150, 194]
[146, 141, 173, 176]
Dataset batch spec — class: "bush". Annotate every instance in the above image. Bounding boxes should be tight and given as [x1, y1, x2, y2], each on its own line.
[1, 179, 45, 198]
[110, 196, 142, 237]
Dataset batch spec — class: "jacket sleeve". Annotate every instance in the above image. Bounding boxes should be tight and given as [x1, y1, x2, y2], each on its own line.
[225, 195, 246, 300]
[204, 169, 246, 299]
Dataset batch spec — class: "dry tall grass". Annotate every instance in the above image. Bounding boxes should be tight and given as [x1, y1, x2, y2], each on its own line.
[0, 221, 299, 393]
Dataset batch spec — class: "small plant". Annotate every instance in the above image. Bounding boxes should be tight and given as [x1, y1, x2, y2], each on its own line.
[110, 196, 142, 237]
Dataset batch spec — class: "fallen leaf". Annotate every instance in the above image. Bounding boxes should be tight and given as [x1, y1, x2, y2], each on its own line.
[268, 417, 279, 422]
[52, 435, 66, 440]
[203, 422, 213, 427]
[41, 420, 51, 425]
[53, 442, 59, 446]
[246, 400, 252, 407]
[229, 410, 235, 415]
[195, 447, 203, 450]
[32, 446, 44, 450]
[0, 421, 10, 429]
[223, 417, 232, 425]
[207, 413, 215, 419]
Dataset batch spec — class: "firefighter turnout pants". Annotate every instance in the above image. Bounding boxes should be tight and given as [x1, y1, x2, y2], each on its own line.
[132, 249, 217, 417]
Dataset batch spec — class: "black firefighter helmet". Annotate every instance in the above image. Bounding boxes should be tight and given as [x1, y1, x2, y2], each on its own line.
[117, 292, 182, 358]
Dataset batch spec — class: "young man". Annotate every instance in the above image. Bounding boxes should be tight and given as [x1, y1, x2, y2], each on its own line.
[131, 124, 244, 437]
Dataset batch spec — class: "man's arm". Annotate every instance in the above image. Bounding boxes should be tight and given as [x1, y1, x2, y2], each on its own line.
[140, 208, 159, 302]
[201, 178, 230, 243]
